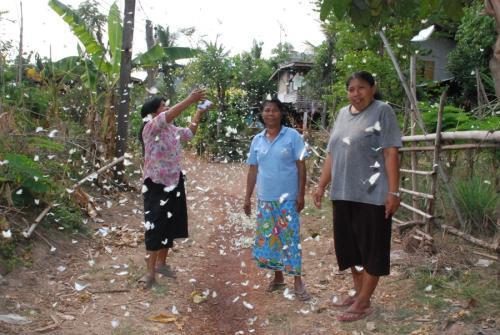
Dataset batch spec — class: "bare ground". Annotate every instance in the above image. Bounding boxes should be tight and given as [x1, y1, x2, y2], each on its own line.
[0, 153, 498, 335]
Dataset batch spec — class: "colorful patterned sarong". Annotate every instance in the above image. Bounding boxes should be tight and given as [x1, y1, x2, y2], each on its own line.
[253, 200, 302, 275]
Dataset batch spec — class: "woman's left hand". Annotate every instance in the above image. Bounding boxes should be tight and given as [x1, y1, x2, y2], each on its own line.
[385, 194, 400, 218]
[296, 196, 305, 213]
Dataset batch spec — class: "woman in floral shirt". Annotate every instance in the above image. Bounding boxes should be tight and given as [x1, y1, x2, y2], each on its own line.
[138, 89, 206, 289]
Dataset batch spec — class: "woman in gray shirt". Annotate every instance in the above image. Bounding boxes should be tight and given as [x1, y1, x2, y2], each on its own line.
[313, 71, 402, 322]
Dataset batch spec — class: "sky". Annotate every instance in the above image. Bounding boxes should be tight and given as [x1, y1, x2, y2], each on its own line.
[1, 0, 325, 61]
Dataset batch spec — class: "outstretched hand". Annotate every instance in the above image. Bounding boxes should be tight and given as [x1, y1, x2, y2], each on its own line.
[189, 89, 206, 103]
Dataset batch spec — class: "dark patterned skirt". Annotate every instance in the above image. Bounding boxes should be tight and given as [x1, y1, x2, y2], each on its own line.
[143, 174, 188, 251]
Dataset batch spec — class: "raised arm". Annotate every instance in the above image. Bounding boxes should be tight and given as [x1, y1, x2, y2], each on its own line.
[244, 165, 258, 216]
[165, 89, 205, 124]
[313, 153, 332, 209]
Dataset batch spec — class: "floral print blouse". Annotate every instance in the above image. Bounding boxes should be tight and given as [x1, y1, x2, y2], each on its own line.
[142, 111, 193, 189]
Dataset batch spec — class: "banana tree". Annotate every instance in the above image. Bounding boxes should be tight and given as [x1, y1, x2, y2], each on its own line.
[48, 0, 198, 156]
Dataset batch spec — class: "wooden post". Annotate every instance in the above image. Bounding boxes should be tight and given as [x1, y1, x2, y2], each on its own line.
[410, 55, 419, 221]
[115, 0, 136, 177]
[321, 101, 327, 129]
[426, 90, 445, 234]
[16, 1, 23, 85]
[379, 31, 426, 134]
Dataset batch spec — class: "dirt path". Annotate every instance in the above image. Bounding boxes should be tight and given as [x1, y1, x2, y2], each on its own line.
[0, 154, 498, 335]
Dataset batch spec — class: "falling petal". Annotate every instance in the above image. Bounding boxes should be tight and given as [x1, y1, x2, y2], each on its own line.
[342, 137, 351, 145]
[368, 172, 380, 185]
[279, 193, 289, 204]
[74, 282, 89, 291]
[243, 301, 254, 310]
[2, 230, 12, 239]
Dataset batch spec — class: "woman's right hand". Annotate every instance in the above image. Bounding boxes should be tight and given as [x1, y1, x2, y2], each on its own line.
[313, 186, 325, 209]
[189, 89, 205, 103]
[243, 199, 251, 216]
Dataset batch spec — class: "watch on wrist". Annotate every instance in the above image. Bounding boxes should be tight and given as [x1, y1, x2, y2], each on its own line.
[388, 191, 400, 198]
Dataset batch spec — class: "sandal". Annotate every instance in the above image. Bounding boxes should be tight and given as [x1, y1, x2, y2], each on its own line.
[331, 295, 356, 308]
[294, 289, 312, 301]
[156, 264, 176, 278]
[336, 307, 373, 322]
[266, 281, 286, 292]
[137, 274, 156, 290]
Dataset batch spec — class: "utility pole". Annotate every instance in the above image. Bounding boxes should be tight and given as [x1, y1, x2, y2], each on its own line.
[115, 0, 136, 179]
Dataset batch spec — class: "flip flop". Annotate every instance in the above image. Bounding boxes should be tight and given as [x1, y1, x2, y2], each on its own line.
[331, 295, 356, 308]
[266, 281, 286, 292]
[137, 274, 156, 290]
[336, 307, 373, 322]
[295, 289, 312, 301]
[156, 264, 176, 278]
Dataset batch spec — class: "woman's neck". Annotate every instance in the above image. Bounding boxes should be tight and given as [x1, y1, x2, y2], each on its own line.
[266, 126, 281, 139]
[350, 99, 375, 114]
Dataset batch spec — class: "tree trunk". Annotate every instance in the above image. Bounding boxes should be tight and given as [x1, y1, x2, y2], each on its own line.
[16, 1, 23, 85]
[485, 0, 500, 99]
[115, 0, 136, 176]
[144, 20, 157, 90]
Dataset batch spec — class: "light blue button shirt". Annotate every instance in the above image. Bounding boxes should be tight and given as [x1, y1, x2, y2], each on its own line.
[246, 127, 309, 201]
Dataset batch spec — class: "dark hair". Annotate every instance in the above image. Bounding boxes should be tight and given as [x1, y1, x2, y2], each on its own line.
[138, 96, 166, 154]
[258, 98, 287, 125]
[345, 71, 383, 100]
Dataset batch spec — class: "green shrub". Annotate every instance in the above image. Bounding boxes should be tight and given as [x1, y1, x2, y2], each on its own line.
[46, 201, 89, 234]
[453, 176, 498, 235]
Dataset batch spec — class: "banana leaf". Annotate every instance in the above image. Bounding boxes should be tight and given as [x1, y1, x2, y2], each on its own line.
[48, 0, 111, 73]
[107, 2, 122, 76]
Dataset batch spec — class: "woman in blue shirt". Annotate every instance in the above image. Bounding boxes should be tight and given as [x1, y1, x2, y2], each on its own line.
[244, 98, 310, 301]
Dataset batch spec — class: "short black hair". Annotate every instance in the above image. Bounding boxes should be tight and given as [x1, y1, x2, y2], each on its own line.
[138, 96, 165, 154]
[140, 96, 165, 118]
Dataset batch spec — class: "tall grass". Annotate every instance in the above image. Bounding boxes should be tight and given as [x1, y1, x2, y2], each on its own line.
[453, 176, 498, 235]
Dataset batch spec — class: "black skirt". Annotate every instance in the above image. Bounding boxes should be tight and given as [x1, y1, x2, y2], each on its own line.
[331, 200, 392, 276]
[143, 174, 188, 251]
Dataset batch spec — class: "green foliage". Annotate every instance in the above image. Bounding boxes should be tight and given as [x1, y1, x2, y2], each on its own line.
[191, 88, 252, 161]
[0, 238, 31, 273]
[319, 0, 467, 28]
[447, 1, 496, 105]
[231, 48, 275, 109]
[46, 202, 89, 234]
[107, 2, 123, 75]
[420, 102, 500, 132]
[0, 153, 55, 197]
[48, 0, 110, 72]
[453, 176, 498, 235]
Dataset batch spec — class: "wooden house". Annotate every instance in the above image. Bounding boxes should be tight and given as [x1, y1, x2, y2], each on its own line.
[269, 62, 327, 130]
